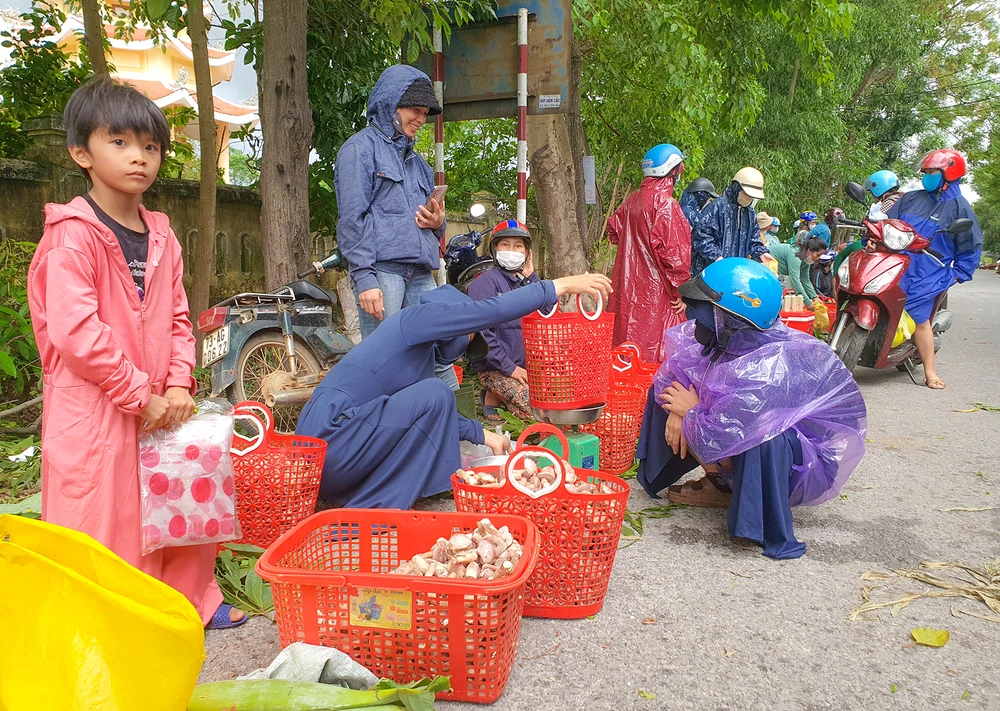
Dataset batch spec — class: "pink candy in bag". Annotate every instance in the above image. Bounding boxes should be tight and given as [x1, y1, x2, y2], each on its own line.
[138, 399, 240, 554]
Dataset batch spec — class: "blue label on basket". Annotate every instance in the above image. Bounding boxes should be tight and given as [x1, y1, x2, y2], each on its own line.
[350, 588, 412, 630]
[582, 455, 596, 470]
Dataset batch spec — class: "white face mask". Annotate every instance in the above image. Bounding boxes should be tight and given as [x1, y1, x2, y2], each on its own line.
[496, 250, 526, 271]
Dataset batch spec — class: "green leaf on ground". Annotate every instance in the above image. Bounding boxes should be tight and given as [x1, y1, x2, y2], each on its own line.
[890, 683, 899, 693]
[0, 491, 41, 517]
[638, 689, 656, 700]
[962, 690, 971, 700]
[911, 628, 950, 647]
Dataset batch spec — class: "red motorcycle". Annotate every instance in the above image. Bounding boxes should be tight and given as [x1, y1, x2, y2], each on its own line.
[830, 182, 972, 379]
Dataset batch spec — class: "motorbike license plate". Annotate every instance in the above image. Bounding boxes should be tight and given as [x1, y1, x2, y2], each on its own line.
[202, 324, 230, 366]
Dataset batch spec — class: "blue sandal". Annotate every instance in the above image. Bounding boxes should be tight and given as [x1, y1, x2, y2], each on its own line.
[206, 603, 248, 630]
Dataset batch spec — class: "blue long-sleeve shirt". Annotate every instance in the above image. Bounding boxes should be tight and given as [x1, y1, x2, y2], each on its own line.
[299, 280, 559, 444]
[466, 265, 540, 375]
[334, 65, 446, 294]
[692, 183, 767, 276]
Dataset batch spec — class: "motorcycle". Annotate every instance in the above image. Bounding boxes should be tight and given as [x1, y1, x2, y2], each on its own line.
[196, 249, 354, 432]
[829, 181, 972, 380]
[444, 228, 493, 291]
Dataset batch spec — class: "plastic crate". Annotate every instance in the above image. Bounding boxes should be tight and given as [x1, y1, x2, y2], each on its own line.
[780, 310, 816, 334]
[452, 425, 629, 618]
[229, 402, 326, 549]
[256, 509, 539, 704]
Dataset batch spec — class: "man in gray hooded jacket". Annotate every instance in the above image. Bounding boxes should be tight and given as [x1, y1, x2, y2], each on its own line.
[335, 64, 447, 340]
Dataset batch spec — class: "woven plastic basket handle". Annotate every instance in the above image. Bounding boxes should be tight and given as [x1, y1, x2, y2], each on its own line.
[515, 422, 569, 453]
[230, 401, 272, 456]
[502, 445, 565, 499]
[535, 292, 605, 320]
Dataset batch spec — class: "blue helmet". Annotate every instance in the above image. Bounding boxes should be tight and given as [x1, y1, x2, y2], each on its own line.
[867, 170, 900, 198]
[800, 211, 818, 222]
[771, 217, 781, 227]
[642, 144, 684, 178]
[680, 258, 782, 330]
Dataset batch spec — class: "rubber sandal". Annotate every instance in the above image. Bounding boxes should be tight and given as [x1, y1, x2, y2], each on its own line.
[206, 603, 248, 630]
[924, 378, 946, 390]
[667, 477, 732, 508]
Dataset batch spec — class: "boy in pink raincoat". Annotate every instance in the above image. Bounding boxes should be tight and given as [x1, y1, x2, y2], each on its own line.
[27, 78, 245, 629]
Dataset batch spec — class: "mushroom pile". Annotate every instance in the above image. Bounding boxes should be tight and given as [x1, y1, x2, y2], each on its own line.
[455, 458, 613, 495]
[389, 518, 523, 580]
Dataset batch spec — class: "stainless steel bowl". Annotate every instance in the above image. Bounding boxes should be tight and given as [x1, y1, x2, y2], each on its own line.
[469, 455, 509, 469]
[530, 405, 605, 426]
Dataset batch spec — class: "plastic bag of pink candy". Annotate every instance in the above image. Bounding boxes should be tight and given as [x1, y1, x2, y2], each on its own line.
[138, 399, 240, 554]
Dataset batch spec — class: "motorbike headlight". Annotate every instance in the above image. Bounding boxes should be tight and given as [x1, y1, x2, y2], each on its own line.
[863, 264, 903, 294]
[838, 262, 850, 289]
[881, 223, 915, 251]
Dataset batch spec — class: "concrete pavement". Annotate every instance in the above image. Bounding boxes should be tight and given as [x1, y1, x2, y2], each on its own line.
[202, 272, 1000, 710]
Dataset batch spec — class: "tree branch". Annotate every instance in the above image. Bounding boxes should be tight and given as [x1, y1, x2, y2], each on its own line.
[788, 57, 801, 105]
[0, 396, 42, 419]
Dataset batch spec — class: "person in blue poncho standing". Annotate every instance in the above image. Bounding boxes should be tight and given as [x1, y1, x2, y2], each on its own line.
[691, 168, 773, 277]
[296, 272, 612, 510]
[633, 259, 867, 559]
[679, 177, 718, 277]
[888, 148, 983, 390]
[335, 64, 458, 387]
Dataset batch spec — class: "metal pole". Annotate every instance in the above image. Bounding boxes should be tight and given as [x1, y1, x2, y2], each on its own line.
[433, 24, 445, 188]
[516, 8, 528, 224]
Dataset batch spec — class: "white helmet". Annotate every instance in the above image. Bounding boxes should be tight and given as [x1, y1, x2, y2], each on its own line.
[733, 167, 765, 200]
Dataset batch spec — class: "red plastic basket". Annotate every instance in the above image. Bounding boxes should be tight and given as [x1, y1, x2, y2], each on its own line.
[229, 401, 326, 549]
[780, 310, 815, 334]
[256, 509, 539, 704]
[821, 296, 838, 328]
[579, 344, 654, 475]
[452, 424, 629, 618]
[521, 294, 615, 410]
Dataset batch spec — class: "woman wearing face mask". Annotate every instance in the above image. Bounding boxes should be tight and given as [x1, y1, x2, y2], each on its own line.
[691, 167, 773, 278]
[765, 237, 827, 305]
[466, 220, 539, 421]
[887, 149, 983, 390]
[634, 259, 866, 559]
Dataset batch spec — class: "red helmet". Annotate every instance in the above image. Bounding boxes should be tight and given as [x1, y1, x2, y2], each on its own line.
[489, 219, 532, 256]
[824, 207, 845, 225]
[920, 149, 966, 182]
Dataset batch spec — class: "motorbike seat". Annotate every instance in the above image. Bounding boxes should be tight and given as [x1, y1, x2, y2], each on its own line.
[287, 280, 338, 306]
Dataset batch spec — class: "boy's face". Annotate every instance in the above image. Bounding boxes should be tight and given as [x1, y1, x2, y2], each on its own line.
[69, 127, 162, 195]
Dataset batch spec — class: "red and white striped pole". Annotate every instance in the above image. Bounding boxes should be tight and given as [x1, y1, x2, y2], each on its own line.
[433, 23, 445, 188]
[516, 7, 528, 224]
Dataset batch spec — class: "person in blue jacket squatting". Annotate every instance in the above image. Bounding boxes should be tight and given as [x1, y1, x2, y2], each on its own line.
[888, 148, 983, 390]
[634, 259, 867, 559]
[295, 272, 613, 510]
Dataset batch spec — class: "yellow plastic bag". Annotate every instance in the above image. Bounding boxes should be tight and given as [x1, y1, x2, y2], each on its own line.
[812, 299, 831, 336]
[0, 515, 205, 711]
[892, 310, 917, 347]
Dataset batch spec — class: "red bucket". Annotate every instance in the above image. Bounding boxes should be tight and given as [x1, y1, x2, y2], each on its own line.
[521, 294, 615, 410]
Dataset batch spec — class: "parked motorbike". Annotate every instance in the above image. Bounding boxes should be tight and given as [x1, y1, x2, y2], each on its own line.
[197, 249, 354, 432]
[830, 181, 972, 380]
[444, 228, 493, 290]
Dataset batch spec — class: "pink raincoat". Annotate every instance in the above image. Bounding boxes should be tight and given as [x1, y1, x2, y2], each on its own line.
[607, 175, 692, 363]
[27, 196, 221, 624]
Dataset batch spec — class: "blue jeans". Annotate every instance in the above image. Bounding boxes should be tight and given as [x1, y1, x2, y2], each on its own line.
[354, 265, 459, 391]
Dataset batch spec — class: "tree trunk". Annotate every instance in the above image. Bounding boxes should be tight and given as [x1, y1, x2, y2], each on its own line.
[566, 38, 591, 256]
[788, 57, 801, 105]
[260, 0, 314, 290]
[527, 114, 588, 278]
[80, 0, 109, 76]
[186, 0, 218, 340]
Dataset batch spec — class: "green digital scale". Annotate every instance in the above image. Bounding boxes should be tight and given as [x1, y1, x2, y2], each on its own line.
[540, 427, 601, 471]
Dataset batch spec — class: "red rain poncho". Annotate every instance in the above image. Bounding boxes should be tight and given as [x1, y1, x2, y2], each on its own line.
[607, 175, 692, 363]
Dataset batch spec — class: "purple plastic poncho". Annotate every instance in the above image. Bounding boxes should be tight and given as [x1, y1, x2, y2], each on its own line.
[653, 319, 867, 506]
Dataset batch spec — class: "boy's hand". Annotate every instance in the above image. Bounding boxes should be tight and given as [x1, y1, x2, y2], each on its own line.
[552, 273, 613, 302]
[658, 381, 700, 418]
[140, 394, 171, 431]
[164, 386, 196, 426]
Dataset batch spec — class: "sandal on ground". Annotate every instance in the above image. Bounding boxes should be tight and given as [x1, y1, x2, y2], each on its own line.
[924, 377, 946, 390]
[667, 476, 732, 508]
[206, 603, 248, 630]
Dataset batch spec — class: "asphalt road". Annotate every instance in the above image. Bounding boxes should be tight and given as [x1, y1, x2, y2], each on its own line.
[201, 272, 1000, 710]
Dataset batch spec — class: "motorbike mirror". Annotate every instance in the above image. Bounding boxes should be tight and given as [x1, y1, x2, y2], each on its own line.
[947, 217, 973, 234]
[470, 203, 486, 218]
[844, 181, 867, 206]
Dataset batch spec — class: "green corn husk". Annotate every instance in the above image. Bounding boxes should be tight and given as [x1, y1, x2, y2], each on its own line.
[187, 676, 451, 711]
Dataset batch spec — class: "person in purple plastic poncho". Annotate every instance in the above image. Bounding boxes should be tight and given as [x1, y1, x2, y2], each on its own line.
[634, 258, 867, 559]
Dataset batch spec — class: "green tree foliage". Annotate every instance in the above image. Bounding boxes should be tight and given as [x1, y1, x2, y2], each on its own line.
[0, 1, 92, 158]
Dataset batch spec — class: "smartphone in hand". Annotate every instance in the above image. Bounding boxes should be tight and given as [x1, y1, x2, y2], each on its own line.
[426, 185, 447, 208]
